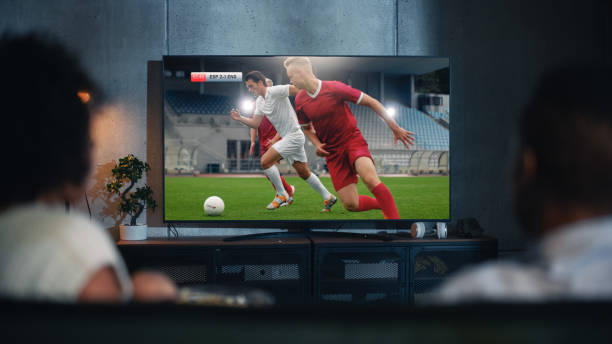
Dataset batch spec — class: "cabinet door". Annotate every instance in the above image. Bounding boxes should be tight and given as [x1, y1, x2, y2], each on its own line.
[119, 246, 214, 286]
[315, 247, 406, 304]
[409, 244, 497, 304]
[215, 248, 311, 304]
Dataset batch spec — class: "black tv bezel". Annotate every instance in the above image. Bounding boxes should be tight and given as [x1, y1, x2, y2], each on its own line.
[161, 55, 451, 230]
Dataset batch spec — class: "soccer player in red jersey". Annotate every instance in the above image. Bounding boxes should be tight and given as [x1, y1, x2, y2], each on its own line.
[249, 79, 295, 204]
[284, 57, 415, 219]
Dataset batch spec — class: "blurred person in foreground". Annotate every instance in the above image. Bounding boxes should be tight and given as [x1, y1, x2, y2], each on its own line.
[0, 32, 176, 303]
[433, 64, 612, 303]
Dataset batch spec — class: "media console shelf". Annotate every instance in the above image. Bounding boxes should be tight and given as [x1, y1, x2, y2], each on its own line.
[118, 236, 497, 304]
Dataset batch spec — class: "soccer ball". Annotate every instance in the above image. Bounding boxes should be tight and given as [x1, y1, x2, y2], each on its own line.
[203, 196, 224, 216]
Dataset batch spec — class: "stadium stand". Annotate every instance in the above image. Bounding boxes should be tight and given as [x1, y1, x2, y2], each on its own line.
[163, 96, 450, 175]
[350, 103, 449, 151]
[429, 111, 449, 122]
[166, 90, 233, 115]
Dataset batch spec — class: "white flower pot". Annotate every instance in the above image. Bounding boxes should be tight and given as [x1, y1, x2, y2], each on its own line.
[119, 224, 147, 241]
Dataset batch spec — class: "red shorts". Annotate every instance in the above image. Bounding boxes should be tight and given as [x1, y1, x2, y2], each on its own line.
[325, 134, 373, 191]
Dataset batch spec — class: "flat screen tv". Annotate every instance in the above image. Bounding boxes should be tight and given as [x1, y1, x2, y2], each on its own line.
[162, 56, 449, 230]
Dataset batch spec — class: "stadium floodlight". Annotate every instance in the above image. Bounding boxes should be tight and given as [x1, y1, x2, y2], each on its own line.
[386, 107, 397, 118]
[241, 99, 255, 113]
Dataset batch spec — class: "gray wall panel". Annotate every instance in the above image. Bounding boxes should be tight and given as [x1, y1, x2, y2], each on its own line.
[399, 0, 610, 249]
[0, 0, 166, 230]
[168, 0, 396, 55]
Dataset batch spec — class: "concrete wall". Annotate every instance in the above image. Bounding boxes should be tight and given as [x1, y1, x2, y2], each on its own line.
[1, 0, 609, 250]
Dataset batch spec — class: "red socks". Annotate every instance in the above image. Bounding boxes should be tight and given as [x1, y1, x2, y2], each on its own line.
[281, 176, 293, 197]
[371, 183, 400, 219]
[357, 195, 380, 211]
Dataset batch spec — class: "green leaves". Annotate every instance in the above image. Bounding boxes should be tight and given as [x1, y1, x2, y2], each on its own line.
[105, 154, 156, 225]
[110, 154, 150, 184]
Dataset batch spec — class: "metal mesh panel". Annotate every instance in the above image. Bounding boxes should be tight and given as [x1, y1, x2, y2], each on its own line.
[319, 289, 401, 304]
[321, 294, 352, 302]
[146, 264, 207, 284]
[365, 293, 388, 302]
[414, 278, 444, 292]
[320, 251, 403, 282]
[344, 262, 399, 280]
[244, 264, 300, 281]
[221, 265, 243, 274]
[219, 264, 300, 281]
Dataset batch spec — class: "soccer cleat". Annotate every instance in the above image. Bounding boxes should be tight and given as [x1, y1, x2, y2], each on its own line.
[266, 194, 288, 210]
[320, 195, 337, 213]
[287, 185, 296, 205]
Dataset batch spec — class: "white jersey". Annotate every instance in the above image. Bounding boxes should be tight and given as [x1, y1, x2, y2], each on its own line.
[431, 215, 612, 304]
[0, 203, 133, 302]
[254, 85, 300, 137]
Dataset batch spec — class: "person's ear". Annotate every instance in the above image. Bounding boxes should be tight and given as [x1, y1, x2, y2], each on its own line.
[521, 147, 537, 182]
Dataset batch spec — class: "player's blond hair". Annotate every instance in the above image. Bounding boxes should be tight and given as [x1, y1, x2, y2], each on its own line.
[265, 78, 273, 86]
[283, 56, 313, 73]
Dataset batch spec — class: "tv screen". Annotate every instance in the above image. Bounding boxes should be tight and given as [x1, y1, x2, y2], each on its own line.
[162, 56, 449, 227]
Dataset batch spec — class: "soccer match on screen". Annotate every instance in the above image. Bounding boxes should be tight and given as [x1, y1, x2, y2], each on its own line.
[163, 56, 450, 221]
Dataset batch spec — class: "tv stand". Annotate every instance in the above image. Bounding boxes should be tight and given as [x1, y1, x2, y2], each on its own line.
[117, 235, 498, 304]
[222, 228, 395, 242]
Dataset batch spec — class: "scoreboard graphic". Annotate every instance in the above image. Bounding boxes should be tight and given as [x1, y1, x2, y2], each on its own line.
[191, 72, 242, 82]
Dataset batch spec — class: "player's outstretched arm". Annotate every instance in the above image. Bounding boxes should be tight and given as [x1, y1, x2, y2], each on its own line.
[230, 108, 263, 129]
[288, 85, 300, 96]
[359, 94, 416, 149]
[302, 123, 330, 157]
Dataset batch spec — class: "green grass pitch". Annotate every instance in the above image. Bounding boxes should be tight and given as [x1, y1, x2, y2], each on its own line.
[164, 175, 449, 221]
[164, 176, 449, 221]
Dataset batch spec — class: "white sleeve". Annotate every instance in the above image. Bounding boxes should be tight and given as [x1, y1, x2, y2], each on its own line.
[356, 92, 364, 104]
[426, 262, 548, 304]
[58, 215, 134, 302]
[0, 207, 133, 302]
[268, 85, 290, 99]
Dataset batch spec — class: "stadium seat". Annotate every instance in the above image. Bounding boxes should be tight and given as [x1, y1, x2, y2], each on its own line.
[350, 104, 449, 151]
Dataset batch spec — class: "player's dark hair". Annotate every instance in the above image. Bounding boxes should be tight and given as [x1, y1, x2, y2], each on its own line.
[0, 32, 99, 210]
[513, 63, 612, 234]
[245, 70, 267, 85]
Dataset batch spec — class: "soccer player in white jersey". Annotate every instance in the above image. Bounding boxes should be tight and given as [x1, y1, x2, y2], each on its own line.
[230, 71, 337, 211]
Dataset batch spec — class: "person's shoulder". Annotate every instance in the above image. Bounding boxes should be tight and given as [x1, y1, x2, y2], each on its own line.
[321, 80, 353, 95]
[266, 85, 289, 98]
[431, 260, 547, 303]
[294, 89, 308, 104]
[324, 80, 346, 88]
[0, 203, 103, 239]
[254, 96, 265, 111]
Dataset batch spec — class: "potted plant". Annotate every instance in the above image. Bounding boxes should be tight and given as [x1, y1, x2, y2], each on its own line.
[106, 154, 157, 240]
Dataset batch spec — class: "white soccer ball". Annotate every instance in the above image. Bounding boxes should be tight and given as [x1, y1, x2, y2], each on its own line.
[203, 196, 224, 216]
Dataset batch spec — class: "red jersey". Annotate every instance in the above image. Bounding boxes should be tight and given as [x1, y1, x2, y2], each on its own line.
[295, 80, 363, 151]
[257, 115, 277, 149]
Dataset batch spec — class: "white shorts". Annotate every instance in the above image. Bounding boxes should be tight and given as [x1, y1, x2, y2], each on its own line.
[271, 128, 307, 165]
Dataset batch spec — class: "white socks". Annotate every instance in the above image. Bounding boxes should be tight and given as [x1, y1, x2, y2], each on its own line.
[305, 173, 332, 200]
[263, 166, 288, 197]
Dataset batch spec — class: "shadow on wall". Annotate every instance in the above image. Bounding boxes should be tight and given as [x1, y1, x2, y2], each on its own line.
[88, 161, 127, 240]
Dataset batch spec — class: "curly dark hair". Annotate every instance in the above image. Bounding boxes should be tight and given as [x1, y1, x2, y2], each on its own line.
[514, 63, 612, 234]
[244, 70, 267, 85]
[0, 32, 98, 209]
